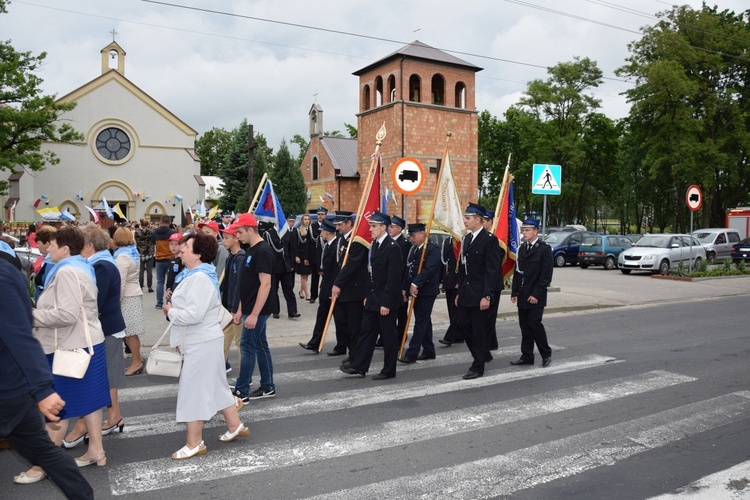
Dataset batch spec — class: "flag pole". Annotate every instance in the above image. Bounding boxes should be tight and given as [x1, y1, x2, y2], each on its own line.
[248, 172, 269, 213]
[399, 125, 454, 357]
[491, 154, 512, 234]
[317, 123, 386, 353]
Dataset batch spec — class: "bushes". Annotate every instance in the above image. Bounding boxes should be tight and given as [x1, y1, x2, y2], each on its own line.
[670, 259, 750, 278]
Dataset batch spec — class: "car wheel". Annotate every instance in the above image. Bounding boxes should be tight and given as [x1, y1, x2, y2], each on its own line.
[604, 256, 616, 270]
[554, 254, 566, 268]
[707, 252, 716, 265]
[620, 269, 631, 275]
[694, 257, 702, 268]
[659, 259, 670, 275]
[579, 263, 589, 269]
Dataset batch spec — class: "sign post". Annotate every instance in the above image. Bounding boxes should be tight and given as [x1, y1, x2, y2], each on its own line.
[531, 164, 562, 235]
[686, 185, 702, 273]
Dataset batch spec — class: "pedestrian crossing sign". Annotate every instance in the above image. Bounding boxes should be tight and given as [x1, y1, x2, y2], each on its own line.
[532, 164, 562, 195]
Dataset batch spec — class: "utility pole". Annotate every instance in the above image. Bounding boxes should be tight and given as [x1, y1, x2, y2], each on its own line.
[246, 124, 258, 208]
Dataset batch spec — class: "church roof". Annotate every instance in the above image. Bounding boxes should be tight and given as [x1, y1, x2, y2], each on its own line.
[55, 69, 197, 136]
[353, 40, 482, 76]
[320, 136, 358, 178]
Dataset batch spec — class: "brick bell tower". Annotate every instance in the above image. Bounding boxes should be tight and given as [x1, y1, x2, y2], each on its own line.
[352, 40, 482, 223]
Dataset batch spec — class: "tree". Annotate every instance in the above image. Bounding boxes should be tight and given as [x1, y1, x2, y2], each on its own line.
[0, 2, 84, 194]
[344, 123, 357, 138]
[290, 134, 308, 165]
[195, 127, 231, 176]
[270, 139, 307, 216]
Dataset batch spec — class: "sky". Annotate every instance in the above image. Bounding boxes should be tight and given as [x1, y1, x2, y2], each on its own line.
[2, 0, 747, 157]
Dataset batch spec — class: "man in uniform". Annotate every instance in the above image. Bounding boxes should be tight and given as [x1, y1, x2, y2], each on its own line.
[438, 235, 463, 346]
[329, 211, 369, 358]
[510, 218, 554, 367]
[382, 215, 410, 348]
[483, 209, 505, 355]
[455, 203, 501, 380]
[308, 207, 327, 304]
[340, 212, 403, 379]
[299, 218, 339, 352]
[264, 220, 299, 319]
[398, 223, 441, 363]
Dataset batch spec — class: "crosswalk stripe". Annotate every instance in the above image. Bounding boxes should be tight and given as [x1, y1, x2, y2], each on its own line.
[645, 459, 750, 499]
[109, 370, 693, 495]
[305, 391, 750, 500]
[112, 353, 614, 440]
[118, 345, 565, 403]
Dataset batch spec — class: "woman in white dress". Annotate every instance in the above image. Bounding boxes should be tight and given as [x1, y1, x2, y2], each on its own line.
[163, 232, 248, 460]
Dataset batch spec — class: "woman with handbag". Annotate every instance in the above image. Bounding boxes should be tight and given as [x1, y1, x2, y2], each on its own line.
[163, 232, 249, 460]
[113, 227, 146, 376]
[14, 226, 110, 484]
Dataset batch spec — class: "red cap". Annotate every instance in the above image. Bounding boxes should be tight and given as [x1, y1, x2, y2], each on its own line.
[234, 213, 258, 227]
[220, 223, 238, 236]
[197, 220, 220, 233]
[168, 232, 183, 242]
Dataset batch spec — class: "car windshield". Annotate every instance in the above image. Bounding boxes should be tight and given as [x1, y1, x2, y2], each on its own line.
[543, 232, 568, 243]
[582, 236, 601, 246]
[692, 232, 716, 243]
[634, 235, 671, 248]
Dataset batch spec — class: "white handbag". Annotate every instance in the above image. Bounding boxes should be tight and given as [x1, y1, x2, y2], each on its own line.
[146, 323, 183, 378]
[52, 277, 94, 379]
[219, 306, 234, 330]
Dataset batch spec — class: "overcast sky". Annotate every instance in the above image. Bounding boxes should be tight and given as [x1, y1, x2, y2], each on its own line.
[2, 0, 746, 156]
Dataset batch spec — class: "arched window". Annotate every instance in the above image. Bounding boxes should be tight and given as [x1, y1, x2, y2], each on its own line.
[312, 157, 319, 180]
[388, 75, 396, 102]
[455, 82, 467, 109]
[431, 74, 445, 105]
[409, 75, 421, 102]
[363, 85, 371, 111]
[375, 76, 383, 107]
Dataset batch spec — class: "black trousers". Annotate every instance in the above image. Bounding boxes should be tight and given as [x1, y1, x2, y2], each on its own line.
[333, 299, 364, 356]
[518, 306, 551, 361]
[272, 271, 297, 315]
[404, 294, 437, 359]
[0, 395, 93, 500]
[351, 307, 399, 376]
[443, 288, 462, 342]
[139, 256, 153, 289]
[457, 304, 488, 374]
[485, 292, 500, 351]
[307, 297, 331, 350]
[310, 269, 320, 301]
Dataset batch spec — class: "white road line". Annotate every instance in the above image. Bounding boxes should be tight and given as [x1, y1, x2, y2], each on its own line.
[119, 345, 564, 403]
[307, 391, 750, 500]
[646, 459, 750, 499]
[112, 353, 611, 440]
[109, 370, 692, 495]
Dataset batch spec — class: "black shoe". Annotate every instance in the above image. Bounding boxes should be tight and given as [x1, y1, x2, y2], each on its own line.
[438, 339, 453, 346]
[374, 340, 384, 349]
[417, 353, 436, 361]
[327, 350, 346, 357]
[273, 314, 280, 319]
[339, 360, 352, 370]
[299, 342, 316, 351]
[510, 358, 534, 366]
[340, 367, 365, 377]
[232, 388, 250, 404]
[397, 356, 416, 364]
[289, 312, 301, 318]
[148, 288, 154, 293]
[462, 371, 482, 380]
[309, 299, 316, 304]
[542, 357, 551, 367]
[372, 373, 395, 380]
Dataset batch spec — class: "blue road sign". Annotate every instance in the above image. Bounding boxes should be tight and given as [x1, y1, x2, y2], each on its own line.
[532, 164, 562, 195]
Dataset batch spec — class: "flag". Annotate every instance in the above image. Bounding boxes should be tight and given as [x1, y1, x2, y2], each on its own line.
[432, 152, 464, 240]
[197, 199, 207, 218]
[320, 195, 327, 204]
[353, 156, 381, 246]
[254, 180, 288, 237]
[36, 206, 62, 220]
[33, 198, 42, 208]
[208, 205, 218, 220]
[381, 189, 387, 214]
[325, 192, 334, 202]
[113, 203, 127, 221]
[495, 179, 519, 281]
[84, 206, 100, 223]
[100, 196, 113, 219]
[61, 209, 76, 221]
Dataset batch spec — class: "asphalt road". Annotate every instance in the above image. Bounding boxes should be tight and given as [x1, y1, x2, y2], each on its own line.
[1, 272, 749, 499]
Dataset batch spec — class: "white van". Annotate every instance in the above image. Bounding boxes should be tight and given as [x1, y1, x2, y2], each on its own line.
[691, 228, 742, 264]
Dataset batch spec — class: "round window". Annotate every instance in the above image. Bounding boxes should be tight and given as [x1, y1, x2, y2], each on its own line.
[95, 127, 131, 161]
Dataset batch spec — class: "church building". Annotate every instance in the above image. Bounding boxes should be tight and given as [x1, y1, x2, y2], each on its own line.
[3, 40, 203, 225]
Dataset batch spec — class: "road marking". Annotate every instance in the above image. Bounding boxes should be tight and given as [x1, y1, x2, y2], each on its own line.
[306, 391, 750, 500]
[646, 459, 750, 499]
[112, 353, 610, 440]
[109, 370, 691, 495]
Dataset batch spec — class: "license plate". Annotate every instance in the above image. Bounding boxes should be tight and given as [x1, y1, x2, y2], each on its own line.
[741, 248, 750, 252]
[582, 252, 595, 256]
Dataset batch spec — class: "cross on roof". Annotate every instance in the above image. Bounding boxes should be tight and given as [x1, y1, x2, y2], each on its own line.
[110, 28, 118, 41]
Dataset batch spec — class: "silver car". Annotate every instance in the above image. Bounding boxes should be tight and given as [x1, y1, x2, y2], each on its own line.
[617, 234, 706, 275]
[691, 228, 741, 264]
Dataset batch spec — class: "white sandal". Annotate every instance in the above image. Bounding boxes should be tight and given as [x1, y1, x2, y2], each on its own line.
[219, 423, 249, 443]
[171, 441, 206, 460]
[13, 471, 47, 484]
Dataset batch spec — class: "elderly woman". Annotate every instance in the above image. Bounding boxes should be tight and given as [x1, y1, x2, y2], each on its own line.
[62, 224, 128, 448]
[163, 232, 248, 460]
[14, 226, 110, 484]
[113, 227, 146, 375]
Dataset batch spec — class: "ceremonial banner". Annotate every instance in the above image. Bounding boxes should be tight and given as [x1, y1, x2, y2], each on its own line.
[432, 152, 464, 240]
[254, 180, 288, 237]
[495, 178, 519, 281]
[354, 156, 381, 246]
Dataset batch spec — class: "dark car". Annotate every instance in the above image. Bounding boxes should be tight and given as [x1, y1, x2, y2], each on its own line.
[731, 237, 750, 263]
[577, 235, 635, 270]
[543, 230, 597, 267]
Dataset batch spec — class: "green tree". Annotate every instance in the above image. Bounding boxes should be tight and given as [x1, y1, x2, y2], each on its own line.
[270, 139, 306, 216]
[0, 2, 84, 194]
[195, 127, 231, 176]
[217, 120, 273, 212]
[290, 134, 308, 165]
[344, 123, 357, 138]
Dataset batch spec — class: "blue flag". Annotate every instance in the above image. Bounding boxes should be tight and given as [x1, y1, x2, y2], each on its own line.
[254, 180, 288, 237]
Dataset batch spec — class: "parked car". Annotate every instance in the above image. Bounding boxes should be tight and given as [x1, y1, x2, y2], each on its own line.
[731, 237, 750, 263]
[578, 234, 635, 270]
[544, 230, 597, 267]
[691, 228, 742, 264]
[617, 234, 706, 275]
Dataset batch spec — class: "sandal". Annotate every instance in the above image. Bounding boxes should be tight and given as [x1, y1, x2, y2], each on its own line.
[172, 441, 206, 460]
[13, 471, 47, 484]
[219, 423, 249, 443]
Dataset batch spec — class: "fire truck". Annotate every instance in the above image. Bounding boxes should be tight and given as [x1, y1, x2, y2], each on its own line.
[726, 208, 750, 239]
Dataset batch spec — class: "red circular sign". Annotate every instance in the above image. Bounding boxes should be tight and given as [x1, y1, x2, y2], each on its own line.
[686, 185, 702, 212]
[392, 157, 424, 196]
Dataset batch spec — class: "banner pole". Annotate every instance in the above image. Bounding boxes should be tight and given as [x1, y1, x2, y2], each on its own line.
[248, 172, 268, 213]
[491, 154, 511, 234]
